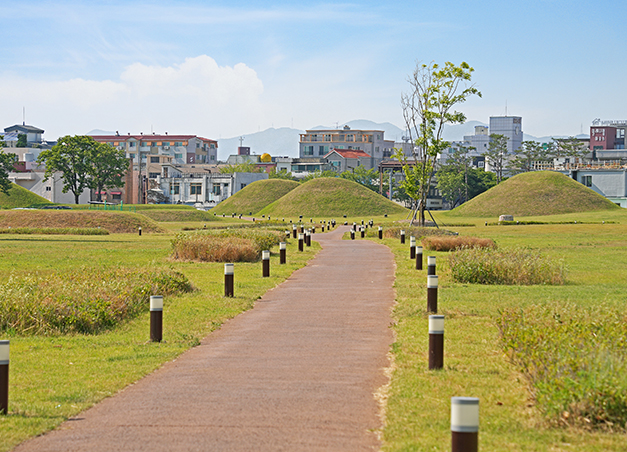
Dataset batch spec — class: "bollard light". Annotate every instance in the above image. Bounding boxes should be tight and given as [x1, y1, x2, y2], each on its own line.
[298, 233, 304, 252]
[262, 250, 270, 277]
[416, 245, 424, 270]
[378, 226, 383, 239]
[451, 397, 479, 452]
[150, 296, 163, 343]
[0, 340, 8, 415]
[427, 275, 438, 313]
[350, 229, 355, 240]
[306, 230, 311, 247]
[279, 242, 286, 264]
[224, 263, 234, 297]
[292, 224, 297, 238]
[361, 226, 365, 238]
[428, 315, 444, 370]
[410, 236, 416, 259]
[428, 255, 436, 276]
[138, 226, 142, 236]
[400, 230, 406, 244]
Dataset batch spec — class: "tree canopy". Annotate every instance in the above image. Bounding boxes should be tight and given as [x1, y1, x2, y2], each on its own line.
[0, 139, 17, 195]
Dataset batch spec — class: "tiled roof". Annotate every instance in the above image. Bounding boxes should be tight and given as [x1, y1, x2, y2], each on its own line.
[325, 149, 371, 159]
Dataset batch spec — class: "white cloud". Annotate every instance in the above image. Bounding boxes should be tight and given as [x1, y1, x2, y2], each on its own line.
[0, 55, 264, 139]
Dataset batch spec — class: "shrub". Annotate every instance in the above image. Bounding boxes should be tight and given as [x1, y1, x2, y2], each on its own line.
[497, 304, 627, 430]
[0, 267, 193, 335]
[171, 228, 283, 262]
[449, 247, 565, 285]
[422, 236, 495, 251]
[382, 225, 455, 239]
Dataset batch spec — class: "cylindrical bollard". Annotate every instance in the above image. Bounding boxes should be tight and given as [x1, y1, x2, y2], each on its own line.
[292, 224, 297, 238]
[322, 224, 325, 232]
[451, 397, 479, 452]
[138, 226, 142, 236]
[350, 229, 355, 240]
[416, 245, 423, 270]
[352, 222, 357, 232]
[361, 226, 365, 238]
[312, 226, 316, 234]
[410, 236, 416, 259]
[0, 340, 8, 415]
[285, 230, 290, 240]
[280, 242, 286, 264]
[306, 230, 311, 247]
[299, 225, 304, 233]
[429, 315, 444, 370]
[400, 230, 405, 244]
[427, 275, 438, 313]
[224, 263, 234, 297]
[150, 295, 163, 343]
[378, 226, 383, 239]
[428, 256, 436, 275]
[262, 250, 270, 277]
[298, 233, 304, 252]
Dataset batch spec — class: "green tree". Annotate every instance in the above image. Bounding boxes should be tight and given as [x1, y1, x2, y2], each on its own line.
[509, 140, 552, 173]
[482, 134, 509, 183]
[269, 168, 295, 180]
[398, 61, 481, 225]
[0, 138, 17, 195]
[299, 170, 337, 183]
[339, 165, 383, 193]
[37, 135, 95, 204]
[552, 136, 590, 163]
[89, 142, 129, 202]
[219, 161, 263, 174]
[436, 145, 473, 207]
[17, 134, 27, 148]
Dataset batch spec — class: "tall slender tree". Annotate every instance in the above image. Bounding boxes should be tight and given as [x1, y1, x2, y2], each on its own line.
[396, 61, 480, 225]
[482, 134, 509, 183]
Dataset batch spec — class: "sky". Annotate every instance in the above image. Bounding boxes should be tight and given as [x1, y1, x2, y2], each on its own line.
[1, 0, 625, 142]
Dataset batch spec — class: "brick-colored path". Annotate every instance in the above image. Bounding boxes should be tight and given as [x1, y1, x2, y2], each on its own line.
[14, 226, 395, 451]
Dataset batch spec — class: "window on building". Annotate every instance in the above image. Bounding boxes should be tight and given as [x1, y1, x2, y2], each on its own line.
[303, 146, 314, 156]
[129, 142, 136, 147]
[212, 184, 221, 195]
[346, 134, 354, 142]
[618, 129, 625, 139]
[318, 145, 328, 156]
[191, 183, 202, 195]
[210, 155, 215, 160]
[163, 142, 170, 146]
[112, 193, 122, 200]
[150, 156, 160, 163]
[175, 153, 183, 159]
[149, 172, 160, 179]
[175, 142, 183, 146]
[240, 183, 246, 190]
[582, 175, 592, 187]
[171, 184, 180, 195]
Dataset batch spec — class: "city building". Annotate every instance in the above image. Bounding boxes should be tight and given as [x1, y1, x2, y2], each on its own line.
[274, 157, 333, 179]
[324, 149, 374, 173]
[462, 125, 490, 155]
[489, 116, 523, 153]
[299, 125, 395, 163]
[3, 123, 55, 150]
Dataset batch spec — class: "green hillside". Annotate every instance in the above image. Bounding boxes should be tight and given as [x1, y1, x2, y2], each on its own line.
[0, 183, 52, 209]
[449, 171, 620, 218]
[211, 179, 299, 215]
[258, 177, 408, 217]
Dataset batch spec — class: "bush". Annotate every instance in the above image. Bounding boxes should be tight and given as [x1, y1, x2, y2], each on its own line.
[382, 225, 455, 239]
[171, 228, 283, 262]
[422, 236, 495, 251]
[497, 304, 627, 430]
[0, 267, 193, 335]
[449, 247, 565, 285]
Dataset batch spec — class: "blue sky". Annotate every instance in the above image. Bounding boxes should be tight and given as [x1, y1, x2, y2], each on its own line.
[1, 1, 624, 141]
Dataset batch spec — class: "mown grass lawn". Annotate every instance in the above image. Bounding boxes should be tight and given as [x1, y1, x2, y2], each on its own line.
[377, 210, 627, 451]
[0, 228, 320, 452]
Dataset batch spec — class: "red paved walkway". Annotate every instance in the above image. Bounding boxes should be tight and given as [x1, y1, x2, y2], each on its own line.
[14, 226, 395, 451]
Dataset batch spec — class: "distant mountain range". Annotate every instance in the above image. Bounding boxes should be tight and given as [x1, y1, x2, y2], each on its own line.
[89, 121, 589, 161]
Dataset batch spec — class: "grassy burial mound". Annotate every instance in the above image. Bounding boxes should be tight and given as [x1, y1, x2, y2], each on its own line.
[449, 171, 620, 218]
[259, 177, 408, 217]
[0, 210, 165, 233]
[211, 179, 299, 216]
[0, 183, 52, 209]
[137, 207, 219, 222]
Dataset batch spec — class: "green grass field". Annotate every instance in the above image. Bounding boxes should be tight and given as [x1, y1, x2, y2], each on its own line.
[0, 183, 52, 209]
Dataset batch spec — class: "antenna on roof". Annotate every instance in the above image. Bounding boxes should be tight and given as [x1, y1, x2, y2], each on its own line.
[505, 100, 508, 117]
[22, 106, 25, 125]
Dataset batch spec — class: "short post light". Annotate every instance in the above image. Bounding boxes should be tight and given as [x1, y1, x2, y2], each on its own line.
[262, 250, 270, 277]
[451, 397, 479, 452]
[298, 233, 304, 252]
[150, 296, 163, 343]
[416, 245, 423, 270]
[306, 230, 311, 247]
[427, 275, 438, 313]
[428, 256, 436, 276]
[0, 340, 8, 414]
[292, 224, 297, 239]
[428, 315, 444, 370]
[224, 263, 234, 297]
[285, 230, 290, 240]
[350, 229, 355, 240]
[312, 226, 316, 234]
[279, 242, 286, 264]
[138, 226, 142, 236]
[410, 236, 416, 259]
[400, 230, 406, 244]
[361, 226, 365, 238]
[378, 226, 383, 239]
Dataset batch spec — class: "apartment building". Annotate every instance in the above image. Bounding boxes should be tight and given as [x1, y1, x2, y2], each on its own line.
[299, 125, 394, 163]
